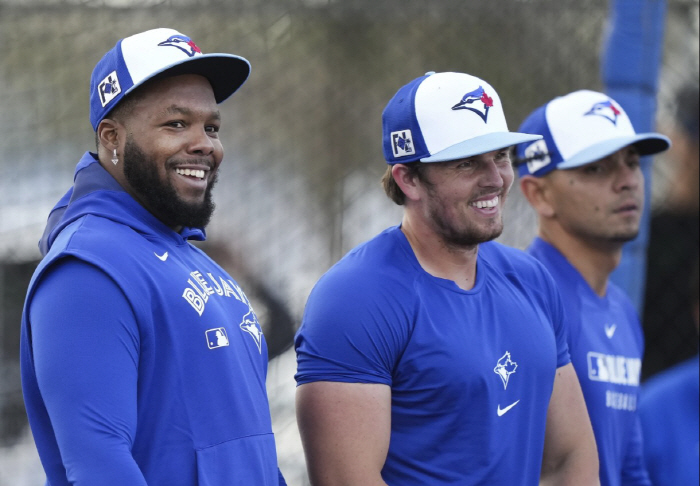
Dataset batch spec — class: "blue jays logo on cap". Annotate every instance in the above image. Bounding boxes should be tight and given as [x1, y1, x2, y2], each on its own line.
[584, 99, 622, 126]
[157, 35, 202, 57]
[451, 86, 494, 122]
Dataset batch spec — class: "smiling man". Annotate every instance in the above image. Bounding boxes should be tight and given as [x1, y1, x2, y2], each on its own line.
[20, 28, 286, 485]
[294, 72, 599, 485]
[516, 90, 671, 486]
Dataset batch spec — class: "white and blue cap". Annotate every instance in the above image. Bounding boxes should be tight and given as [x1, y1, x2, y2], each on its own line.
[89, 28, 251, 131]
[515, 90, 671, 177]
[382, 72, 542, 165]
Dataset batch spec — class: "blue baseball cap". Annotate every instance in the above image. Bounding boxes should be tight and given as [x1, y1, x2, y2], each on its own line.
[382, 72, 542, 165]
[515, 90, 671, 177]
[89, 28, 250, 130]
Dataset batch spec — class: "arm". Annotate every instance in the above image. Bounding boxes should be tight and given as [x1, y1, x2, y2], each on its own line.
[31, 258, 147, 485]
[540, 363, 600, 486]
[296, 381, 391, 486]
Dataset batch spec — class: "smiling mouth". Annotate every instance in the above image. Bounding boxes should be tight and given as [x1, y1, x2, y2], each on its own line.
[470, 195, 499, 209]
[175, 168, 206, 180]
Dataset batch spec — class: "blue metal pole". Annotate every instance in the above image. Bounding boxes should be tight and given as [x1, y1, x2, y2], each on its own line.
[602, 0, 667, 313]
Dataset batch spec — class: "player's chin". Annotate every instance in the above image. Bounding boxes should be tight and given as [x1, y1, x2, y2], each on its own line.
[608, 228, 639, 243]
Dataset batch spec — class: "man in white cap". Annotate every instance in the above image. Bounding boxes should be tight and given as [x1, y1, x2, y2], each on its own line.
[20, 28, 286, 485]
[516, 89, 671, 486]
[294, 72, 599, 485]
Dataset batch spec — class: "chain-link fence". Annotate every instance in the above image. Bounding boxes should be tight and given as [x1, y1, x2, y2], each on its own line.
[1, 1, 698, 484]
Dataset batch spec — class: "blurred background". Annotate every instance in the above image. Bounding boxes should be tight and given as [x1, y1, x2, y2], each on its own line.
[0, 0, 697, 484]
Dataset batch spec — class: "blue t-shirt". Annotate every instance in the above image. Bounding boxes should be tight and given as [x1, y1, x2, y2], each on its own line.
[527, 237, 650, 486]
[639, 355, 699, 486]
[296, 226, 570, 485]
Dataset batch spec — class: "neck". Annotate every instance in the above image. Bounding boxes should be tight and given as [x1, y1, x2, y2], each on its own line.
[539, 225, 622, 297]
[401, 213, 479, 291]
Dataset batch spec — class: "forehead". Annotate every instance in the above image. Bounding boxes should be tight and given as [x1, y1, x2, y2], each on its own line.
[129, 74, 218, 116]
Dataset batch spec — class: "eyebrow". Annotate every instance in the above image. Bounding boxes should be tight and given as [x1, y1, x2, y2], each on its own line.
[161, 104, 221, 120]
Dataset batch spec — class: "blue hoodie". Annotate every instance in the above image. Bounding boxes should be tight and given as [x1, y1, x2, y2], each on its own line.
[21, 152, 286, 485]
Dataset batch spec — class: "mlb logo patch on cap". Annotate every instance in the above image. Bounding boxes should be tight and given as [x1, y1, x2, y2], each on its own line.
[382, 72, 542, 165]
[515, 90, 671, 177]
[89, 28, 251, 130]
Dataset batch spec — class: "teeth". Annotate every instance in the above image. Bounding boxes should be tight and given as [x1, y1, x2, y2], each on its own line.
[176, 168, 205, 179]
[472, 196, 498, 209]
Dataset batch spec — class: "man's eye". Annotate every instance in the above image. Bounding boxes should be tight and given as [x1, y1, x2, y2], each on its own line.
[584, 165, 602, 174]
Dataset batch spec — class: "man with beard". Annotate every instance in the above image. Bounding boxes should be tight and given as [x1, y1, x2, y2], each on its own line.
[515, 90, 670, 486]
[294, 72, 599, 485]
[20, 28, 286, 485]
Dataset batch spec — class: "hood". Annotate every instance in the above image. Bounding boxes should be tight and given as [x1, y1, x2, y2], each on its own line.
[39, 152, 205, 256]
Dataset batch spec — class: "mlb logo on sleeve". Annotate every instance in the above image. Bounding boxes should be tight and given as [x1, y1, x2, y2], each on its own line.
[391, 130, 415, 158]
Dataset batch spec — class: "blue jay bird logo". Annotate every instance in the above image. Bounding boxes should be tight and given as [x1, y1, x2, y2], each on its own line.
[494, 351, 518, 389]
[451, 86, 494, 122]
[584, 100, 622, 126]
[239, 308, 263, 353]
[157, 35, 202, 57]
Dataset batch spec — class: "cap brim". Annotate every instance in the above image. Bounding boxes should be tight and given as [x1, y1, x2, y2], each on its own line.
[557, 133, 671, 169]
[126, 53, 251, 104]
[420, 132, 543, 163]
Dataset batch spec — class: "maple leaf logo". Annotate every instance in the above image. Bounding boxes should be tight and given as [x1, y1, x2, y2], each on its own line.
[187, 40, 202, 54]
[494, 351, 518, 389]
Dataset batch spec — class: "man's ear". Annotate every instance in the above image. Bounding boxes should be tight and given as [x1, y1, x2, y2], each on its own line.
[96, 118, 121, 153]
[520, 175, 555, 218]
[392, 164, 424, 202]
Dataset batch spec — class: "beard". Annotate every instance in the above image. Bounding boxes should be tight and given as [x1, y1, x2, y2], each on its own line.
[122, 136, 217, 229]
[425, 188, 505, 249]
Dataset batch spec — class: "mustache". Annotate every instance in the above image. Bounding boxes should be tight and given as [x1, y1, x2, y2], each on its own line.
[168, 157, 216, 169]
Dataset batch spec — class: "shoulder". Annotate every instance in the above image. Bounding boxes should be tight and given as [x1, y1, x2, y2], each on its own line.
[46, 214, 143, 263]
[302, 228, 419, 341]
[480, 241, 557, 288]
[311, 227, 417, 300]
[642, 356, 699, 402]
[33, 215, 165, 307]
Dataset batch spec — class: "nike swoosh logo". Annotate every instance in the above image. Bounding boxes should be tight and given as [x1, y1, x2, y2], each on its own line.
[497, 400, 520, 416]
[154, 251, 169, 262]
[605, 324, 617, 339]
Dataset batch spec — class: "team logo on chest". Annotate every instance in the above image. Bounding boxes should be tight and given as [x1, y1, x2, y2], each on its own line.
[494, 351, 518, 389]
[240, 308, 263, 353]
